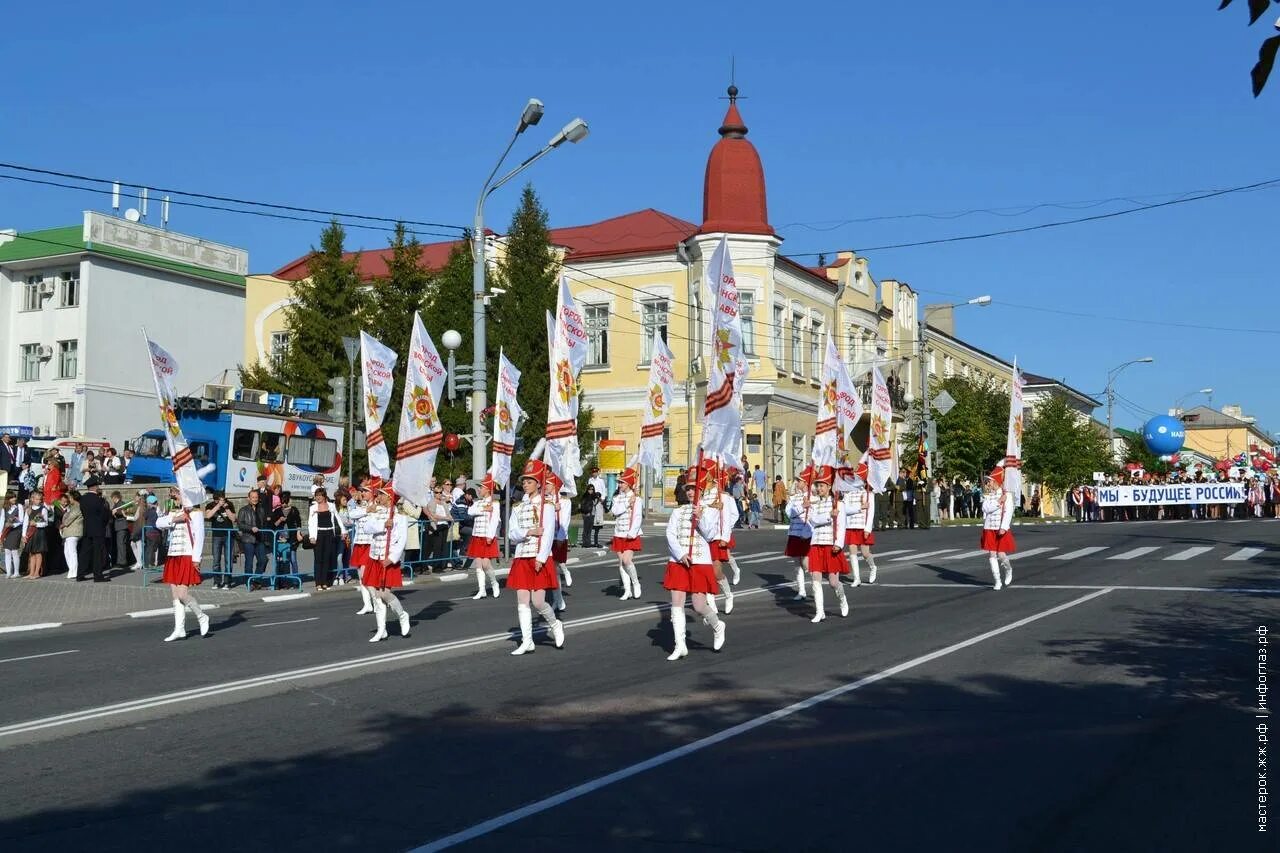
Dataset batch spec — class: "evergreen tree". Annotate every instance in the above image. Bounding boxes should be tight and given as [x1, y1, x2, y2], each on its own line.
[420, 240, 479, 482]
[1119, 431, 1169, 475]
[1022, 395, 1113, 492]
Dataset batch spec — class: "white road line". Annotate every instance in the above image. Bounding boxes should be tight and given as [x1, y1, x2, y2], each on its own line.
[261, 592, 310, 602]
[874, 582, 1280, 594]
[1224, 547, 1265, 562]
[888, 549, 958, 563]
[0, 649, 79, 665]
[1107, 547, 1160, 561]
[868, 549, 914, 559]
[128, 605, 219, 619]
[1008, 547, 1059, 561]
[944, 550, 987, 561]
[408, 588, 1115, 852]
[0, 623, 63, 634]
[251, 617, 319, 629]
[1051, 547, 1109, 561]
[1165, 546, 1214, 561]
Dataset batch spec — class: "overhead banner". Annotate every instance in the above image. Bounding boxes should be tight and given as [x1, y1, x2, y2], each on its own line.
[1094, 482, 1247, 506]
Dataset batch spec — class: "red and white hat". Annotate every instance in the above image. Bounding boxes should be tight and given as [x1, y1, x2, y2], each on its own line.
[797, 465, 816, 486]
[478, 473, 497, 494]
[521, 458, 549, 485]
[618, 467, 639, 490]
[813, 465, 835, 485]
[986, 464, 1006, 488]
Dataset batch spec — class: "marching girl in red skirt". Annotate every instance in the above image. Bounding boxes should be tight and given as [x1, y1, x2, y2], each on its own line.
[506, 460, 565, 656]
[806, 466, 850, 623]
[361, 486, 411, 642]
[466, 474, 502, 600]
[157, 501, 210, 642]
[701, 459, 738, 614]
[980, 465, 1016, 590]
[346, 479, 376, 615]
[842, 460, 879, 586]
[610, 466, 643, 599]
[546, 474, 573, 612]
[663, 466, 726, 660]
[784, 466, 815, 600]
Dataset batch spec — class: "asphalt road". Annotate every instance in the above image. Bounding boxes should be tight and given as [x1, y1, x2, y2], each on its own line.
[0, 518, 1276, 852]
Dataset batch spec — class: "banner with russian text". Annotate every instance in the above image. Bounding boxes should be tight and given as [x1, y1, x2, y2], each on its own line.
[360, 331, 398, 481]
[488, 348, 523, 488]
[144, 335, 206, 508]
[1094, 482, 1247, 506]
[1004, 358, 1025, 497]
[391, 313, 446, 507]
[700, 236, 746, 461]
[866, 365, 893, 493]
[638, 328, 675, 477]
[545, 275, 587, 494]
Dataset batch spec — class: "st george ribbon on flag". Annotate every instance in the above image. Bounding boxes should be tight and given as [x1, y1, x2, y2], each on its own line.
[544, 275, 587, 494]
[700, 236, 747, 462]
[488, 349, 524, 488]
[638, 328, 675, 476]
[391, 313, 446, 507]
[812, 331, 863, 468]
[143, 333, 207, 508]
[866, 364, 894, 493]
[360, 331, 398, 481]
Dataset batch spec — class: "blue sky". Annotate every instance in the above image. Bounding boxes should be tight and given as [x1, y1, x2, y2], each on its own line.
[5, 1, 1277, 436]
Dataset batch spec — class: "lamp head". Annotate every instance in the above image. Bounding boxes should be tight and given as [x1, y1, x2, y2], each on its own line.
[442, 329, 462, 351]
[1138, 357, 1154, 363]
[971, 295, 992, 306]
[550, 118, 589, 148]
[1199, 387, 1213, 394]
[518, 98, 544, 133]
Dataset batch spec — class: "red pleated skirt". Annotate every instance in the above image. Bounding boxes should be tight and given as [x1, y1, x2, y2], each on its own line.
[162, 555, 202, 586]
[611, 536, 642, 553]
[663, 561, 719, 594]
[551, 540, 569, 564]
[808, 546, 849, 575]
[363, 561, 403, 589]
[350, 543, 371, 571]
[467, 537, 499, 558]
[784, 535, 811, 557]
[846, 529, 875, 547]
[980, 529, 1016, 553]
[507, 557, 560, 590]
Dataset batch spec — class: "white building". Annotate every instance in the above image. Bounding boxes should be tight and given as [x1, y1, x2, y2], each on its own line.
[0, 211, 247, 444]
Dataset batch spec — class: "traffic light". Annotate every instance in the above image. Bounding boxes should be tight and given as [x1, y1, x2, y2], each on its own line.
[326, 376, 347, 420]
[449, 365, 476, 401]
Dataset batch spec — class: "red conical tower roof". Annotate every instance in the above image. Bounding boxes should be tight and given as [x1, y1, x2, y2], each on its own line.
[699, 85, 773, 236]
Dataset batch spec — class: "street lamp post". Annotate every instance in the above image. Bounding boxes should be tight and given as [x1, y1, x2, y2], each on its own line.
[1173, 387, 1213, 415]
[1105, 356, 1155, 460]
[471, 102, 589, 480]
[341, 335, 359, 486]
[918, 295, 991, 477]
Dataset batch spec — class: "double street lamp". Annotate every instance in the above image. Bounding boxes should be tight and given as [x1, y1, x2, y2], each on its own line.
[1173, 387, 1213, 414]
[1105, 356, 1155, 454]
[470, 100, 589, 479]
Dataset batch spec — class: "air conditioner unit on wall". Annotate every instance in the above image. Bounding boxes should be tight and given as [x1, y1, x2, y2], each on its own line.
[37, 345, 54, 359]
[39, 280, 55, 297]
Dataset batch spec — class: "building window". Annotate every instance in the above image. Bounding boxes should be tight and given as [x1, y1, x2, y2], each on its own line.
[928, 350, 937, 376]
[57, 340, 77, 379]
[791, 432, 807, 480]
[59, 270, 80, 307]
[943, 355, 955, 378]
[19, 344, 41, 381]
[790, 313, 803, 374]
[962, 363, 971, 379]
[739, 292, 756, 356]
[269, 331, 290, 371]
[22, 275, 42, 311]
[771, 429, 786, 483]
[772, 304, 785, 370]
[583, 304, 609, 366]
[55, 402, 75, 438]
[641, 299, 668, 362]
[809, 321, 822, 381]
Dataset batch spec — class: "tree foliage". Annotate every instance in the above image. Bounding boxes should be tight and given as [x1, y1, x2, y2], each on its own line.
[1021, 395, 1113, 492]
[933, 375, 1009, 481]
[1119, 431, 1170, 476]
[1219, 0, 1280, 96]
[419, 241, 478, 483]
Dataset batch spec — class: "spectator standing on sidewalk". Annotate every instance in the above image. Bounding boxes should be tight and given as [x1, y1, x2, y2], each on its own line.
[237, 488, 271, 585]
[59, 490, 83, 580]
[101, 447, 125, 485]
[308, 489, 345, 591]
[451, 488, 476, 570]
[579, 484, 603, 548]
[143, 494, 163, 567]
[66, 444, 84, 490]
[900, 475, 917, 529]
[21, 493, 52, 578]
[0, 434, 15, 482]
[752, 465, 767, 497]
[271, 491, 303, 575]
[772, 475, 787, 522]
[205, 492, 236, 588]
[78, 478, 111, 583]
[2, 493, 22, 578]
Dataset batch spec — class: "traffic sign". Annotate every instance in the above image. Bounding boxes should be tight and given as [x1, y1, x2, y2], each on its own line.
[931, 390, 956, 416]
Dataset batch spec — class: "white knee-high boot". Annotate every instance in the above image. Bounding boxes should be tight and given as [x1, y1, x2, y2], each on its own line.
[473, 567, 487, 599]
[989, 554, 1002, 590]
[848, 550, 861, 586]
[833, 577, 849, 617]
[865, 552, 878, 584]
[701, 603, 725, 650]
[485, 566, 499, 597]
[512, 603, 535, 655]
[384, 593, 409, 636]
[185, 597, 210, 636]
[164, 601, 186, 642]
[552, 584, 566, 612]
[356, 583, 373, 615]
[560, 562, 573, 587]
[999, 554, 1013, 587]
[718, 577, 734, 614]
[793, 564, 808, 600]
[626, 561, 641, 597]
[810, 578, 826, 623]
[619, 564, 633, 600]
[537, 602, 564, 648]
[369, 597, 388, 642]
[667, 606, 688, 660]
[727, 554, 741, 585]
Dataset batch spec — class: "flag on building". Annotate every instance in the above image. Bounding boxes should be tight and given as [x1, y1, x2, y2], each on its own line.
[489, 348, 524, 488]
[700, 236, 747, 462]
[391, 313, 446, 507]
[867, 364, 894, 493]
[544, 275, 587, 494]
[1004, 357, 1025, 497]
[638, 328, 675, 476]
[360, 331, 398, 481]
[143, 334, 207, 508]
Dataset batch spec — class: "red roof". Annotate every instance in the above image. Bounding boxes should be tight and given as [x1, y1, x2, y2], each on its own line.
[271, 236, 465, 281]
[550, 208, 696, 261]
[699, 96, 773, 237]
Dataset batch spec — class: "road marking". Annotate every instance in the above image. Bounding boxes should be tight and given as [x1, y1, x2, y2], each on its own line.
[944, 550, 987, 561]
[1008, 547, 1058, 561]
[261, 592, 310, 602]
[252, 617, 319, 628]
[0, 623, 63, 634]
[0, 649, 79, 665]
[874, 582, 1280, 594]
[1051, 546, 1109, 561]
[888, 549, 958, 562]
[408, 588, 1115, 852]
[865, 549, 913, 559]
[127, 605, 219, 619]
[1224, 547, 1265, 562]
[1107, 547, 1160, 561]
[1165, 546, 1214, 561]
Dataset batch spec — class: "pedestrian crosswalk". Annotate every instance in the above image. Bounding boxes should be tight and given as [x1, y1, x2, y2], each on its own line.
[862, 544, 1273, 565]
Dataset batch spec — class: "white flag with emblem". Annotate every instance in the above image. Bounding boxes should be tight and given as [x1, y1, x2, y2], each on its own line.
[143, 333, 206, 508]
[392, 313, 446, 507]
[1004, 357, 1025, 497]
[700, 236, 746, 460]
[638, 328, 675, 476]
[359, 331, 398, 481]
[544, 275, 587, 495]
[866, 365, 894, 494]
[488, 348, 524, 488]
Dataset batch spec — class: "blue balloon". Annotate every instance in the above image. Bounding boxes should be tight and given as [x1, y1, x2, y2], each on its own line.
[1142, 415, 1185, 456]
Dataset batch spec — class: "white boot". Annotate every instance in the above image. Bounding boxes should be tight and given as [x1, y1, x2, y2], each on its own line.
[561, 564, 573, 587]
[866, 556, 878, 584]
[793, 565, 808, 601]
[369, 598, 389, 642]
[728, 555, 741, 585]
[835, 582, 849, 617]
[487, 568, 500, 598]
[186, 598, 210, 637]
[706, 608, 726, 651]
[552, 586, 567, 612]
[511, 603, 535, 655]
[472, 568, 487, 600]
[356, 583, 373, 615]
[848, 552, 862, 587]
[627, 562, 641, 599]
[719, 577, 734, 614]
[539, 603, 565, 648]
[163, 601, 186, 642]
[810, 578, 826, 623]
[1001, 555, 1013, 587]
[385, 594, 409, 637]
[618, 565, 633, 600]
[667, 606, 688, 661]
[990, 556, 1003, 591]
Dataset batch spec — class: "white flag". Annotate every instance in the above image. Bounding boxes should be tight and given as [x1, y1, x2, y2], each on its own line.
[391, 313, 446, 507]
[867, 365, 894, 493]
[544, 275, 586, 494]
[144, 334, 206, 508]
[638, 328, 675, 476]
[1004, 358, 1025, 497]
[360, 331, 398, 481]
[701, 236, 746, 460]
[814, 332, 864, 469]
[488, 349, 524, 488]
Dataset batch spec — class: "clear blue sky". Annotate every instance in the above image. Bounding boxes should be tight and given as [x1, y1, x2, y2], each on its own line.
[5, 1, 1277, 437]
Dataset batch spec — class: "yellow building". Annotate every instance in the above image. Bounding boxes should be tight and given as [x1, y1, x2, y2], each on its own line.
[1178, 404, 1275, 463]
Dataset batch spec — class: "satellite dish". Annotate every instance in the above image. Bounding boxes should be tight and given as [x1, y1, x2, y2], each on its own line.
[124, 208, 141, 222]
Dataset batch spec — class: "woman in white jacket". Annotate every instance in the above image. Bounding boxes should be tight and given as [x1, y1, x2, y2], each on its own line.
[663, 466, 726, 660]
[842, 461, 879, 586]
[156, 503, 209, 642]
[465, 474, 502, 600]
[980, 466, 1017, 589]
[610, 467, 643, 600]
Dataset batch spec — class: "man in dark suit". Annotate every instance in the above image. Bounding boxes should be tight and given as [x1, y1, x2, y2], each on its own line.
[0, 434, 15, 480]
[77, 477, 112, 582]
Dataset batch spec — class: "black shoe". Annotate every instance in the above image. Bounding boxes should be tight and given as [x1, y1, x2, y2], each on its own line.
[94, 577, 110, 583]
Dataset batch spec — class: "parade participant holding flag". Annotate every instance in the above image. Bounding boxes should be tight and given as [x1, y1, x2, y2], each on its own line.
[842, 458, 879, 586]
[785, 466, 815, 600]
[144, 334, 213, 642]
[806, 465, 849, 623]
[701, 458, 738, 614]
[1003, 359, 1025, 502]
[348, 480, 377, 615]
[663, 466, 726, 660]
[981, 465, 1016, 590]
[546, 471, 573, 612]
[610, 465, 644, 600]
[466, 474, 502, 600]
[507, 455, 565, 656]
[543, 276, 588, 500]
[360, 331, 399, 483]
[362, 485, 411, 642]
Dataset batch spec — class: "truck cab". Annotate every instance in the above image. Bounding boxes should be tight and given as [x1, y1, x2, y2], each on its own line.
[127, 431, 218, 488]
